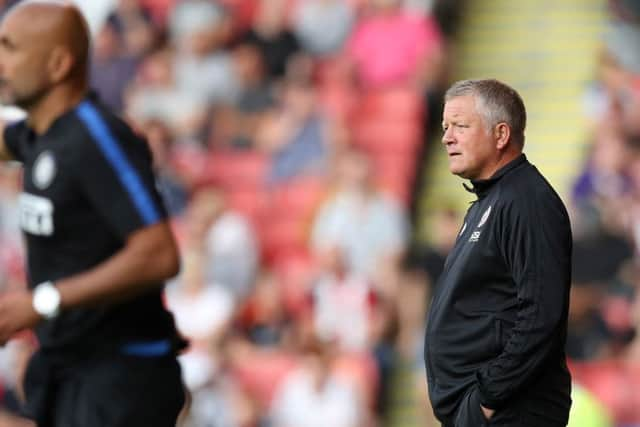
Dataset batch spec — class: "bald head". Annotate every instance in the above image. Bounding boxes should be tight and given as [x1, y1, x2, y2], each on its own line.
[11, 0, 90, 80]
[0, 0, 90, 110]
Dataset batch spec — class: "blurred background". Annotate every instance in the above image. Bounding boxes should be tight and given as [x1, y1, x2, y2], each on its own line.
[0, 0, 638, 426]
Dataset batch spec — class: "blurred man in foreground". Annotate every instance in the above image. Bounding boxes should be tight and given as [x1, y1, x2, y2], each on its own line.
[0, 2, 185, 425]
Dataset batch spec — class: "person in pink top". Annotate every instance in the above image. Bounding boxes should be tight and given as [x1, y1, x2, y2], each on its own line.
[346, 0, 444, 89]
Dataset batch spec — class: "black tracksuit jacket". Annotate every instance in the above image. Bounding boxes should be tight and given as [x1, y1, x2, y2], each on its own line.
[424, 154, 572, 426]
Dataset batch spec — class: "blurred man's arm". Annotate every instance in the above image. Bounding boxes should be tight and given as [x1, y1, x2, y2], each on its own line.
[0, 221, 179, 344]
[56, 220, 180, 307]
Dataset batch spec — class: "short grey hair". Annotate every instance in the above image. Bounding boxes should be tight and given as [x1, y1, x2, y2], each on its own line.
[444, 79, 527, 147]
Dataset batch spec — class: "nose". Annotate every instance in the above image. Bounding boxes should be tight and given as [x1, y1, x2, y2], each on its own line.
[442, 127, 455, 145]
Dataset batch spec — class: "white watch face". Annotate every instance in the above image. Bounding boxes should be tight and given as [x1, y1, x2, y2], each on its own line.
[33, 282, 61, 318]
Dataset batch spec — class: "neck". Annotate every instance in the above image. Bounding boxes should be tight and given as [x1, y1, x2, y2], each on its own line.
[478, 149, 521, 180]
[27, 83, 87, 135]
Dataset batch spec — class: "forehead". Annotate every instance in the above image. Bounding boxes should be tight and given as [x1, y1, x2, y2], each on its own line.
[0, 6, 51, 44]
[0, 9, 31, 41]
[443, 95, 478, 119]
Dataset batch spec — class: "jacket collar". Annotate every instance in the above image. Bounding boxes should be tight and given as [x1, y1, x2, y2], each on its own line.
[463, 154, 527, 197]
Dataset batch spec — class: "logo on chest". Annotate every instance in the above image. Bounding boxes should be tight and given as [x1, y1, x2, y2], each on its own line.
[19, 193, 54, 236]
[468, 205, 492, 242]
[33, 151, 56, 190]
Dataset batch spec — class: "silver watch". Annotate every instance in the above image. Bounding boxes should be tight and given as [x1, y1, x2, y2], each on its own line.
[32, 281, 61, 319]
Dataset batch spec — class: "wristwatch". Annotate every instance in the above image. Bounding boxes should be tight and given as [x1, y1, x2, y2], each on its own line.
[32, 281, 61, 319]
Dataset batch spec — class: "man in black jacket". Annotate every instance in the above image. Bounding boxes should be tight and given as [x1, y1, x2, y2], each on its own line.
[424, 79, 572, 427]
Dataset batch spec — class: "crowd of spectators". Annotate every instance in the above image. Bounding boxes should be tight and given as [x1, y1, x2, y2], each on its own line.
[7, 0, 640, 426]
[568, 0, 640, 425]
[0, 0, 459, 426]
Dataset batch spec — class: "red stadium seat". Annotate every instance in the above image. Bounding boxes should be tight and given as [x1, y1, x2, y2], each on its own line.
[245, 177, 327, 262]
[225, 188, 269, 225]
[203, 151, 269, 189]
[231, 350, 299, 408]
[267, 177, 328, 221]
[352, 119, 423, 155]
[139, 0, 174, 25]
[368, 152, 417, 203]
[170, 145, 209, 186]
[318, 83, 358, 121]
[357, 88, 424, 122]
[258, 216, 309, 264]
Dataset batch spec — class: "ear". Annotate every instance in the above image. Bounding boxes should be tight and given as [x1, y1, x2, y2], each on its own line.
[494, 122, 511, 150]
[47, 46, 74, 84]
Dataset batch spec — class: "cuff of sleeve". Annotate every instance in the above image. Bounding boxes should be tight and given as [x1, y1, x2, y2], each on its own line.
[475, 371, 502, 410]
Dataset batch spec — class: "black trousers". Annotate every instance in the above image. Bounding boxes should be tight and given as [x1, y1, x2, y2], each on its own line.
[24, 351, 185, 427]
[444, 387, 492, 427]
[444, 387, 566, 427]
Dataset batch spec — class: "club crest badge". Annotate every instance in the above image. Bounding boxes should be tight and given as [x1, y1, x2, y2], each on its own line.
[33, 151, 56, 190]
[478, 205, 492, 228]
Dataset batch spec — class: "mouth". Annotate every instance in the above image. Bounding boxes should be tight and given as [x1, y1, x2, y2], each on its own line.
[448, 152, 461, 157]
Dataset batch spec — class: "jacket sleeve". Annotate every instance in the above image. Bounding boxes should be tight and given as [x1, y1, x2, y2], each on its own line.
[475, 191, 572, 408]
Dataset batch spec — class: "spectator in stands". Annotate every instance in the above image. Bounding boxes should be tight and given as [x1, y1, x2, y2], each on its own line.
[292, 0, 355, 57]
[183, 187, 258, 300]
[257, 78, 330, 183]
[585, 17, 640, 137]
[143, 119, 189, 216]
[90, 18, 139, 113]
[269, 335, 366, 427]
[169, 0, 239, 106]
[233, 41, 275, 132]
[346, 0, 444, 89]
[310, 147, 410, 285]
[241, 0, 300, 80]
[126, 46, 208, 139]
[237, 269, 294, 348]
[572, 116, 633, 207]
[109, 0, 158, 57]
[180, 332, 260, 427]
[209, 41, 275, 149]
[165, 246, 235, 393]
[309, 246, 375, 351]
[571, 115, 635, 244]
